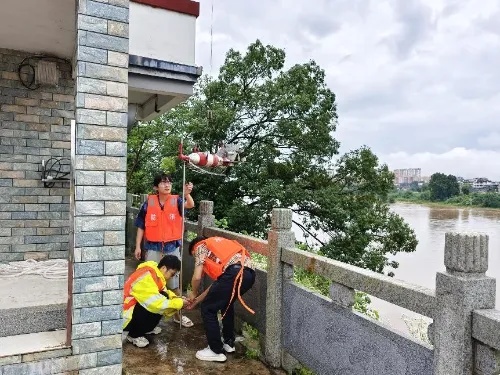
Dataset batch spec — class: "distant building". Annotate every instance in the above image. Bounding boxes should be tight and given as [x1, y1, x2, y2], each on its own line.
[463, 178, 499, 193]
[393, 168, 422, 185]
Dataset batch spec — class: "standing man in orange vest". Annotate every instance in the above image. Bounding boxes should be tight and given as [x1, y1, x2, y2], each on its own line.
[123, 255, 191, 347]
[134, 173, 195, 328]
[187, 236, 256, 362]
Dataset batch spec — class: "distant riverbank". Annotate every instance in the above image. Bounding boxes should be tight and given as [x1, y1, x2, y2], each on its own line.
[390, 191, 500, 210]
[393, 198, 496, 210]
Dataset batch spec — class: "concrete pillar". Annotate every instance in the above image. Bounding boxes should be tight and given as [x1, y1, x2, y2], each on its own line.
[433, 232, 496, 375]
[329, 282, 355, 309]
[71, 0, 129, 373]
[197, 200, 215, 236]
[183, 200, 215, 290]
[475, 342, 500, 375]
[265, 208, 295, 368]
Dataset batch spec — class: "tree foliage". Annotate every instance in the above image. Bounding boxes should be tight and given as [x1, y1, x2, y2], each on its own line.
[127, 40, 417, 275]
[127, 115, 187, 194]
[428, 173, 460, 201]
[461, 184, 471, 195]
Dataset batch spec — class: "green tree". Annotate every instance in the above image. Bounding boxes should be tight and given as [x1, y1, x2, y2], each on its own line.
[420, 190, 431, 201]
[127, 115, 187, 194]
[312, 148, 417, 273]
[129, 40, 417, 275]
[461, 184, 471, 195]
[428, 173, 460, 201]
[409, 181, 420, 192]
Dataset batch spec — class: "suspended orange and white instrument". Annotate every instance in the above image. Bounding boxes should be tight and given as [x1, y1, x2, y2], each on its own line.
[178, 142, 244, 175]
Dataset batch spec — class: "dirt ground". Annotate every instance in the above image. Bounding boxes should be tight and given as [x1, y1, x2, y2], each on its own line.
[123, 258, 287, 375]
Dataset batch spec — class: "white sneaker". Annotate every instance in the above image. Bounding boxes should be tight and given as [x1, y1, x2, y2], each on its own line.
[127, 336, 149, 348]
[173, 315, 194, 327]
[146, 326, 162, 335]
[223, 343, 235, 353]
[221, 338, 235, 353]
[195, 346, 227, 362]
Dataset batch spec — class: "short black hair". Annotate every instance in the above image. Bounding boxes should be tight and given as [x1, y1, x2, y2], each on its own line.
[153, 173, 172, 187]
[158, 255, 181, 271]
[188, 235, 207, 256]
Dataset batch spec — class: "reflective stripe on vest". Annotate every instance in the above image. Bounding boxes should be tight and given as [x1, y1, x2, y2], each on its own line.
[123, 266, 165, 310]
[144, 194, 183, 243]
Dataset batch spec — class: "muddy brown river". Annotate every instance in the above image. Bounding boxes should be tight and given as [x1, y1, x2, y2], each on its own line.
[372, 203, 500, 332]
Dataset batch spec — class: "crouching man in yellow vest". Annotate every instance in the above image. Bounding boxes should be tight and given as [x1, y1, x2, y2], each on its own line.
[123, 255, 191, 348]
[186, 236, 256, 362]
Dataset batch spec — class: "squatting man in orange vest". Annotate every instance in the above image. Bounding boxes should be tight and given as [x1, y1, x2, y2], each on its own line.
[123, 255, 192, 347]
[186, 236, 256, 362]
[134, 173, 195, 328]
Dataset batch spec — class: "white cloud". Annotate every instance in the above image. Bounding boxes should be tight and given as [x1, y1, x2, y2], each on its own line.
[194, 0, 500, 177]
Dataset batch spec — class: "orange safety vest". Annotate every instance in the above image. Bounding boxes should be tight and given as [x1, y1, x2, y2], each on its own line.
[196, 237, 254, 316]
[123, 266, 165, 311]
[144, 194, 183, 243]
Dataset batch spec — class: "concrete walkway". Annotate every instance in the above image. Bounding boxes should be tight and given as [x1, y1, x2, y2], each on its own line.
[124, 258, 286, 375]
[122, 311, 286, 375]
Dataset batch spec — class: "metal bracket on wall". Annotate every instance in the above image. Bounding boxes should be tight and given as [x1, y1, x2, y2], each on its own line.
[41, 120, 75, 188]
[41, 157, 71, 188]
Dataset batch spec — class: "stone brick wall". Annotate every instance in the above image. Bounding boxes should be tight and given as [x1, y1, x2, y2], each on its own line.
[0, 48, 74, 262]
[70, 0, 129, 373]
[1, 0, 128, 373]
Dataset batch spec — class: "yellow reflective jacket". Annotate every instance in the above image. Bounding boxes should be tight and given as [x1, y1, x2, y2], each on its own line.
[123, 261, 183, 328]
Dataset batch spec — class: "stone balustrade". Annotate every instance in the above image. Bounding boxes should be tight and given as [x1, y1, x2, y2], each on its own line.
[126, 195, 500, 375]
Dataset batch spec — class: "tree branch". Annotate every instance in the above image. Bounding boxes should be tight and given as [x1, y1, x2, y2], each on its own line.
[227, 115, 275, 144]
[292, 219, 325, 246]
[127, 137, 147, 185]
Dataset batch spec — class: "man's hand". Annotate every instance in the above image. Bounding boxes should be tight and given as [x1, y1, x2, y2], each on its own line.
[186, 298, 199, 310]
[134, 247, 142, 260]
[181, 296, 193, 309]
[187, 291, 196, 302]
[183, 182, 193, 195]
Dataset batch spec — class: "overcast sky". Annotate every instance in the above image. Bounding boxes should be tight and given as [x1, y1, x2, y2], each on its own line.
[194, 0, 500, 180]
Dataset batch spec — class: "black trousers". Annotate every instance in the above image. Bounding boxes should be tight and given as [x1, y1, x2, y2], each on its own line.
[124, 303, 162, 338]
[200, 265, 256, 354]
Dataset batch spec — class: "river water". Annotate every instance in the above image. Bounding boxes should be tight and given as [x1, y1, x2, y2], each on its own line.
[293, 202, 500, 334]
[389, 202, 500, 302]
[371, 202, 500, 334]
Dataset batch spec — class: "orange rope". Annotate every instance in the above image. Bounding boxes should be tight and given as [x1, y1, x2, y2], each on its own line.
[221, 250, 255, 319]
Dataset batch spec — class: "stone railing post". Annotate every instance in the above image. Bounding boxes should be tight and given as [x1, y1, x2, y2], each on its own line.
[433, 232, 496, 375]
[475, 339, 500, 375]
[197, 200, 215, 236]
[265, 208, 295, 368]
[329, 283, 355, 309]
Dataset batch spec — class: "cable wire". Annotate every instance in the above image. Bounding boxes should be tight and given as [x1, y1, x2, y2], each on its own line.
[17, 55, 70, 90]
[0, 259, 67, 279]
[210, 0, 214, 75]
